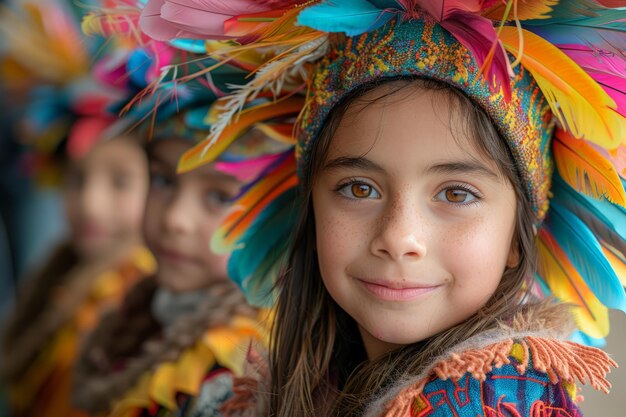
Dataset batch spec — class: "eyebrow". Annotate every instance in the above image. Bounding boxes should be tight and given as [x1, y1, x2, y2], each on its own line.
[324, 156, 385, 173]
[425, 161, 499, 179]
[198, 170, 241, 184]
[323, 156, 500, 180]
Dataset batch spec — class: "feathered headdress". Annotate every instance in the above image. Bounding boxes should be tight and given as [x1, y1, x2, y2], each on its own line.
[84, 0, 626, 345]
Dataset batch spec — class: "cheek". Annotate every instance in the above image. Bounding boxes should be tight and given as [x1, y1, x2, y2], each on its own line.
[198, 217, 229, 276]
[314, 206, 372, 287]
[117, 191, 147, 229]
[444, 214, 515, 293]
[143, 196, 164, 248]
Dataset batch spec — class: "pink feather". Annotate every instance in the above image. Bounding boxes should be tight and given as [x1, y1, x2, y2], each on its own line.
[404, 1, 512, 97]
[139, 0, 272, 41]
[560, 44, 626, 117]
[407, 0, 499, 20]
[440, 11, 512, 97]
[214, 152, 286, 182]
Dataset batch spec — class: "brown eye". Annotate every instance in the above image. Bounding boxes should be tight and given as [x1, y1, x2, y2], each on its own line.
[351, 183, 372, 198]
[445, 189, 468, 203]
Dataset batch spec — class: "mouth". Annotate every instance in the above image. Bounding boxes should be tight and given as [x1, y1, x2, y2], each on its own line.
[76, 224, 110, 240]
[356, 278, 441, 301]
[157, 246, 195, 266]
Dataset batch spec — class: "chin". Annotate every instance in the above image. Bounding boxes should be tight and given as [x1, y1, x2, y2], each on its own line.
[74, 238, 114, 260]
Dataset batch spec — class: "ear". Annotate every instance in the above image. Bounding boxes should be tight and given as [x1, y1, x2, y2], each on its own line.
[506, 242, 520, 268]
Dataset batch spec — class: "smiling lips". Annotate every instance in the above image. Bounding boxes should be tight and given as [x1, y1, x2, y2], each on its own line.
[357, 278, 441, 301]
[158, 246, 195, 265]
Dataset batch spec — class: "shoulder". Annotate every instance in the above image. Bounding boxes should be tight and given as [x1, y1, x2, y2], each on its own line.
[374, 337, 616, 417]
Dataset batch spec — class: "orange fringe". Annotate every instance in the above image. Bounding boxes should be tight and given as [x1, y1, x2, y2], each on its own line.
[383, 337, 617, 417]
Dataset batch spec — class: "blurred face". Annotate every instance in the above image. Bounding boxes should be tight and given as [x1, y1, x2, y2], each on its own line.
[312, 88, 519, 359]
[144, 139, 242, 293]
[64, 137, 149, 260]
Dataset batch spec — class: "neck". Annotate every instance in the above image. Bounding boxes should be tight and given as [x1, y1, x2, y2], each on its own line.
[150, 286, 211, 327]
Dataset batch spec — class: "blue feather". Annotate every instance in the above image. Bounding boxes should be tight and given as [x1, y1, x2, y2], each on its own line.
[551, 174, 626, 242]
[297, 0, 395, 36]
[169, 39, 207, 54]
[551, 175, 626, 255]
[545, 201, 626, 312]
[570, 330, 606, 348]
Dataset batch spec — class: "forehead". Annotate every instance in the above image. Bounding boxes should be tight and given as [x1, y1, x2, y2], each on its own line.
[327, 86, 490, 167]
[70, 138, 145, 169]
[149, 138, 240, 183]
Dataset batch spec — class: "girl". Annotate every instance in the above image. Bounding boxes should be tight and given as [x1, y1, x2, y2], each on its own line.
[69, 40, 291, 416]
[71, 112, 282, 417]
[133, 1, 626, 416]
[1, 134, 153, 417]
[0, 1, 155, 416]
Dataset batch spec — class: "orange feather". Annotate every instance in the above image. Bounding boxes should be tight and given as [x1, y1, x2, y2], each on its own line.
[178, 97, 303, 173]
[483, 0, 559, 21]
[212, 156, 297, 253]
[553, 129, 626, 207]
[499, 26, 623, 149]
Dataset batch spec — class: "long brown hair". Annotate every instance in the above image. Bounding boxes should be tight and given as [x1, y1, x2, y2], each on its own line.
[269, 78, 538, 416]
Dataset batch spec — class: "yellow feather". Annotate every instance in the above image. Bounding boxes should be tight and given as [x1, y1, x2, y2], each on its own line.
[174, 342, 215, 396]
[553, 129, 626, 207]
[0, 4, 89, 83]
[500, 26, 624, 149]
[149, 363, 177, 411]
[538, 231, 610, 338]
[178, 97, 303, 173]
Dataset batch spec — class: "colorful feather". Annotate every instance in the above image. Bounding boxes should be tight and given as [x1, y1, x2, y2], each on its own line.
[0, 1, 90, 84]
[211, 152, 298, 306]
[224, 10, 290, 38]
[570, 330, 606, 348]
[483, 0, 559, 21]
[551, 175, 626, 254]
[557, 44, 626, 118]
[139, 0, 273, 41]
[553, 128, 626, 206]
[227, 187, 298, 307]
[537, 228, 610, 339]
[544, 201, 626, 312]
[527, 23, 626, 65]
[212, 153, 296, 253]
[600, 241, 626, 288]
[214, 151, 289, 182]
[499, 26, 623, 148]
[296, 0, 395, 37]
[177, 97, 303, 173]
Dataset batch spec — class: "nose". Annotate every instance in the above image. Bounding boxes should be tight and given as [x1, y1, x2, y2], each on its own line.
[162, 190, 196, 235]
[370, 194, 427, 261]
[80, 177, 109, 221]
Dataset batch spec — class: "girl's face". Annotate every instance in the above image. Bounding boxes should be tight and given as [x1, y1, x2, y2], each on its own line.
[64, 138, 149, 260]
[143, 139, 241, 293]
[312, 87, 519, 359]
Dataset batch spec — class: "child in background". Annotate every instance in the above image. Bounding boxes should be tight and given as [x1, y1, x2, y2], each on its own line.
[69, 35, 292, 413]
[72, 109, 288, 417]
[0, 2, 155, 416]
[129, 1, 626, 416]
